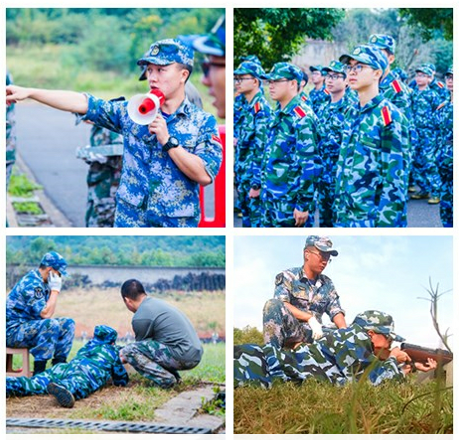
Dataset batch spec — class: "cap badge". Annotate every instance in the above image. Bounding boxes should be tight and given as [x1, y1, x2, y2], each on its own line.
[151, 45, 160, 56]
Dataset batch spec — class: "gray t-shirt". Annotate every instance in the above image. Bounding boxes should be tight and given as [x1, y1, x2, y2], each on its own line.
[132, 297, 203, 362]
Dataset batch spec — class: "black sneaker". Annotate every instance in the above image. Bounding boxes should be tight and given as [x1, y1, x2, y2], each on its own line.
[47, 382, 75, 408]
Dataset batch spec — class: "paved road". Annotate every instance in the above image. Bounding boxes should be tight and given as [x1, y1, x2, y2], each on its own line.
[15, 104, 91, 227]
[234, 190, 443, 227]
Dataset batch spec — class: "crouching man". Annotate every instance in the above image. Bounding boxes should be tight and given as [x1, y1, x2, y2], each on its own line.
[120, 279, 203, 388]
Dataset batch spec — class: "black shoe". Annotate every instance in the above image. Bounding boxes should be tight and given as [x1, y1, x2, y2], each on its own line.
[47, 382, 75, 408]
[52, 357, 67, 366]
[172, 370, 182, 384]
[33, 360, 48, 375]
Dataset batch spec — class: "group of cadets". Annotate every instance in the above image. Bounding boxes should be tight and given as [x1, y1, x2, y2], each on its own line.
[234, 34, 453, 228]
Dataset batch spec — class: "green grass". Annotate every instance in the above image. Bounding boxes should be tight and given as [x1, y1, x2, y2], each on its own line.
[7, 43, 222, 121]
[12, 202, 43, 214]
[235, 379, 453, 434]
[8, 173, 42, 197]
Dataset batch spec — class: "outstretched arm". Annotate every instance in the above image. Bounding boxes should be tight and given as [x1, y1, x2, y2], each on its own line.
[6, 85, 88, 114]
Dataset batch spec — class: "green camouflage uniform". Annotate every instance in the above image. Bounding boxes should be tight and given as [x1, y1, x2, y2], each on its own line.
[235, 310, 405, 388]
[84, 125, 123, 227]
[6, 71, 16, 190]
[434, 69, 453, 227]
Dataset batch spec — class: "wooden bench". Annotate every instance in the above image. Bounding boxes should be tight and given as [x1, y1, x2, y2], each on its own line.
[6, 347, 32, 377]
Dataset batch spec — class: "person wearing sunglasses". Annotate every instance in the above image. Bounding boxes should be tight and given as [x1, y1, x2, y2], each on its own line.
[263, 236, 346, 348]
[259, 63, 320, 227]
[6, 39, 223, 228]
[233, 61, 272, 228]
[6, 251, 75, 375]
[235, 310, 437, 388]
[410, 65, 442, 205]
[315, 61, 356, 227]
[434, 65, 453, 227]
[334, 44, 410, 227]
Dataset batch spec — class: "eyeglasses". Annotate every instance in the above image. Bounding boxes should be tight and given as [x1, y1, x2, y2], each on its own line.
[415, 72, 429, 78]
[234, 77, 254, 84]
[346, 64, 371, 74]
[445, 74, 453, 80]
[266, 79, 290, 85]
[201, 61, 226, 77]
[325, 73, 345, 81]
[308, 250, 332, 263]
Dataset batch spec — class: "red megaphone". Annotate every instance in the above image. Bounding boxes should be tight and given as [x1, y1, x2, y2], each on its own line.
[127, 89, 165, 125]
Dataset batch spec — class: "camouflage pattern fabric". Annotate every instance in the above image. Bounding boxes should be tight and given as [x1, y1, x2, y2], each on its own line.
[137, 39, 194, 67]
[263, 266, 344, 347]
[121, 339, 200, 388]
[435, 98, 453, 227]
[334, 94, 410, 227]
[85, 125, 123, 227]
[309, 84, 331, 116]
[430, 79, 449, 101]
[411, 86, 442, 197]
[235, 90, 272, 227]
[6, 269, 75, 362]
[6, 325, 128, 399]
[260, 95, 320, 227]
[234, 321, 404, 388]
[82, 95, 222, 227]
[316, 92, 356, 226]
[6, 71, 16, 190]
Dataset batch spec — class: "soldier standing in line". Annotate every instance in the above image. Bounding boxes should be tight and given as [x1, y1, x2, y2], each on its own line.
[316, 61, 356, 227]
[334, 45, 410, 227]
[424, 63, 449, 101]
[308, 65, 330, 116]
[235, 310, 437, 388]
[410, 65, 442, 204]
[298, 70, 312, 107]
[434, 66, 453, 227]
[233, 61, 273, 227]
[6, 252, 75, 375]
[263, 236, 346, 348]
[260, 63, 321, 228]
[6, 325, 129, 408]
[6, 70, 16, 191]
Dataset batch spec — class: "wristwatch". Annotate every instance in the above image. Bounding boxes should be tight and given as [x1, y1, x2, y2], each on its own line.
[162, 136, 179, 152]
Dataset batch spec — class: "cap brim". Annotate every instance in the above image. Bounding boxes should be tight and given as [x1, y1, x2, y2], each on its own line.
[192, 35, 224, 56]
[58, 268, 68, 277]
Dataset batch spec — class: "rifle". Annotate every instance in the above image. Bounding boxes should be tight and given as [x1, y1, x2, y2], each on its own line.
[401, 343, 453, 366]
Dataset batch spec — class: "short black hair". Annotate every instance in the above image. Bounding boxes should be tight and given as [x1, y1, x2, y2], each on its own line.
[121, 279, 146, 300]
[176, 63, 193, 83]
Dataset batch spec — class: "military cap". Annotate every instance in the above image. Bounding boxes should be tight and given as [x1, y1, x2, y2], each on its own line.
[93, 325, 118, 344]
[392, 67, 408, 81]
[262, 62, 303, 83]
[241, 55, 262, 66]
[446, 65, 453, 75]
[353, 310, 405, 342]
[340, 44, 389, 72]
[304, 235, 338, 256]
[415, 65, 434, 76]
[192, 15, 225, 56]
[234, 61, 265, 79]
[424, 63, 436, 73]
[137, 39, 194, 68]
[368, 34, 396, 54]
[309, 65, 324, 74]
[40, 251, 68, 276]
[322, 60, 347, 78]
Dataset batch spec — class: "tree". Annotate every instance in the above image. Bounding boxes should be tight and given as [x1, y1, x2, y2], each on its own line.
[398, 8, 453, 41]
[234, 8, 345, 69]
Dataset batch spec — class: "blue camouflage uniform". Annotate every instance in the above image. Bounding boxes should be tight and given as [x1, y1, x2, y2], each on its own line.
[81, 39, 222, 227]
[410, 65, 442, 200]
[316, 61, 356, 227]
[6, 326, 128, 406]
[260, 63, 321, 227]
[263, 236, 343, 347]
[235, 310, 406, 388]
[6, 252, 75, 368]
[309, 65, 331, 116]
[434, 66, 453, 227]
[234, 61, 273, 227]
[335, 45, 410, 227]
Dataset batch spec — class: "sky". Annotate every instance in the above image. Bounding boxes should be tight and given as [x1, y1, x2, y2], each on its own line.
[233, 235, 453, 348]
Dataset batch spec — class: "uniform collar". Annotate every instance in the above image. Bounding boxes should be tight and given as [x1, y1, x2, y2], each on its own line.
[280, 94, 302, 115]
[379, 70, 396, 89]
[359, 93, 384, 113]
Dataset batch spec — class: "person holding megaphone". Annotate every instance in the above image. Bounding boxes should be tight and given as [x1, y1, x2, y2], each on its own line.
[5, 39, 223, 228]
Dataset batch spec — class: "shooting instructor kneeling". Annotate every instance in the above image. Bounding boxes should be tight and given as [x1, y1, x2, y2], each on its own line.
[119, 279, 203, 388]
[5, 38, 223, 228]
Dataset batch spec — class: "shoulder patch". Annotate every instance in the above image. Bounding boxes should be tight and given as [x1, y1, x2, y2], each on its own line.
[211, 134, 222, 145]
[301, 94, 308, 102]
[254, 102, 261, 113]
[381, 106, 392, 126]
[438, 82, 444, 88]
[391, 79, 402, 94]
[324, 88, 330, 95]
[293, 106, 307, 118]
[34, 286, 44, 299]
